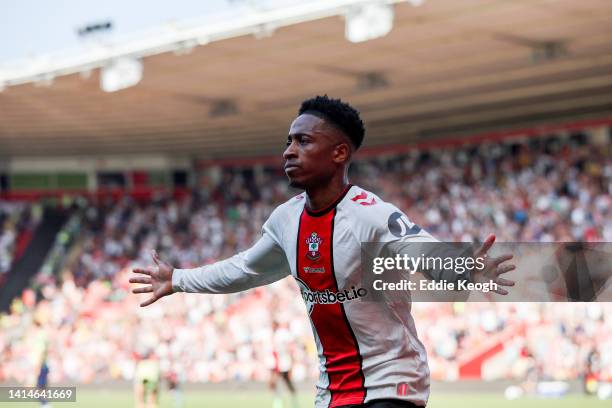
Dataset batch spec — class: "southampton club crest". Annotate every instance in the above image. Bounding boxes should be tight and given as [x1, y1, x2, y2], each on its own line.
[305, 232, 323, 261]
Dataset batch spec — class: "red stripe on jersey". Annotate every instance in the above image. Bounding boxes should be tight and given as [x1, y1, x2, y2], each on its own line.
[297, 208, 365, 407]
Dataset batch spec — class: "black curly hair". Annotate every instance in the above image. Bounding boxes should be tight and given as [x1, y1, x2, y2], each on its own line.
[298, 95, 365, 149]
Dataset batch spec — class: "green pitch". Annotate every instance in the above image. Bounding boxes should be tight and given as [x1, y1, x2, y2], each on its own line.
[13, 390, 610, 407]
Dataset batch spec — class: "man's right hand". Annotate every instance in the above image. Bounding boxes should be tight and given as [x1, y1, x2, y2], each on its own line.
[130, 250, 174, 307]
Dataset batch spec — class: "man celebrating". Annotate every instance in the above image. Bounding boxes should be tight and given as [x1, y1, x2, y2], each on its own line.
[130, 95, 514, 407]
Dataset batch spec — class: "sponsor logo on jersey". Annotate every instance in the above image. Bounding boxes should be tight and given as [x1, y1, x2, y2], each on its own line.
[295, 278, 367, 315]
[305, 232, 322, 261]
[351, 190, 377, 206]
[388, 211, 421, 237]
[303, 266, 326, 274]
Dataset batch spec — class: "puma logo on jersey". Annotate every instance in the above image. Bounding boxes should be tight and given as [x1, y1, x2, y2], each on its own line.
[351, 191, 377, 206]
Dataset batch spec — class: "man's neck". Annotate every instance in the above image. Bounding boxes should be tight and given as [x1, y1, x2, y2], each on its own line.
[305, 177, 350, 212]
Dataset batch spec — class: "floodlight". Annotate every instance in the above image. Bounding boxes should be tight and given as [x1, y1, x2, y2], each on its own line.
[345, 2, 394, 43]
[100, 57, 143, 93]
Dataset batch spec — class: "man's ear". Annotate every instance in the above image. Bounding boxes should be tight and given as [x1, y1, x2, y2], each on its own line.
[333, 142, 351, 164]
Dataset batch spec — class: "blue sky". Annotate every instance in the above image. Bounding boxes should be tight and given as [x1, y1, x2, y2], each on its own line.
[0, 0, 297, 63]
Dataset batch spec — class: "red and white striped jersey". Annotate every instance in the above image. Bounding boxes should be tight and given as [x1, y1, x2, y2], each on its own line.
[173, 185, 436, 407]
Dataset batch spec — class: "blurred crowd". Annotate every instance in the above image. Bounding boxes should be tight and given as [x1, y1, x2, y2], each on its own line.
[0, 129, 610, 385]
[0, 202, 42, 283]
[415, 302, 611, 382]
[353, 130, 610, 242]
[0, 272, 316, 385]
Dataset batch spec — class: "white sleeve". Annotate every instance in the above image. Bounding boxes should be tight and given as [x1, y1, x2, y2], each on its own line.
[171, 213, 290, 294]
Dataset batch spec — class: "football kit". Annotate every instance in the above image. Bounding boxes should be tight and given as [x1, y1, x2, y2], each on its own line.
[173, 184, 444, 407]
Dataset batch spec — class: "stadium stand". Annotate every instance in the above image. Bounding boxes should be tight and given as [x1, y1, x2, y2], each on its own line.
[0, 127, 610, 386]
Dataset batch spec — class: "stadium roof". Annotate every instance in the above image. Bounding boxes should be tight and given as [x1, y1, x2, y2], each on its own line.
[1, 0, 611, 159]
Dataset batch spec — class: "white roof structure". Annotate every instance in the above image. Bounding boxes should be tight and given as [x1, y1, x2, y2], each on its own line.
[1, 0, 611, 158]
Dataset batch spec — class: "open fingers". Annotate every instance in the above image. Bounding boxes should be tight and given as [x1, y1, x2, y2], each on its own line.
[491, 254, 513, 266]
[140, 296, 159, 307]
[475, 234, 496, 257]
[132, 268, 152, 276]
[151, 250, 161, 265]
[496, 277, 515, 287]
[132, 286, 153, 294]
[496, 263, 515, 276]
[493, 287, 509, 296]
[129, 276, 152, 285]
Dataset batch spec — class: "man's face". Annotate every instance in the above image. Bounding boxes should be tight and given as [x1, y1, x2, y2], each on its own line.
[283, 113, 346, 190]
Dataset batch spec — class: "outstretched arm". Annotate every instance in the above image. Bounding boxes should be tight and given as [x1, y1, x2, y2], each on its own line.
[173, 232, 290, 294]
[388, 233, 516, 296]
[130, 232, 290, 307]
[370, 204, 515, 296]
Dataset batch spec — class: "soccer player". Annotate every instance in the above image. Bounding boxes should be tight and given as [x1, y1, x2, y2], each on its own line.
[134, 350, 161, 408]
[268, 320, 299, 408]
[165, 362, 184, 408]
[583, 346, 601, 395]
[32, 319, 51, 408]
[130, 95, 515, 408]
